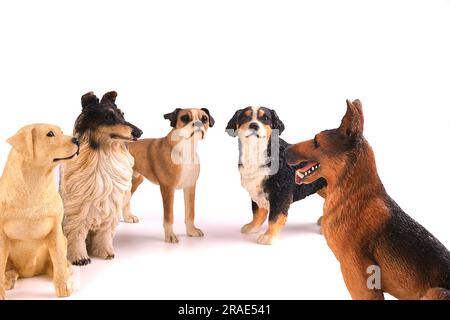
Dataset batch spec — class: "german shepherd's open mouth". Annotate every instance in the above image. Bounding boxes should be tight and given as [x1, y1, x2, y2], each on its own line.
[295, 161, 321, 185]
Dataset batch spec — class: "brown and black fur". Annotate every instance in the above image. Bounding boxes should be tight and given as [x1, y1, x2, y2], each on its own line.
[287, 99, 450, 300]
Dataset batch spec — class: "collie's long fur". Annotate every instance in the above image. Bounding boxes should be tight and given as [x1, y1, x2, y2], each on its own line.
[61, 136, 134, 263]
[61, 91, 142, 265]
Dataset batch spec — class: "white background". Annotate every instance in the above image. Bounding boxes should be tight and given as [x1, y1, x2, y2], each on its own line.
[1, 0, 449, 300]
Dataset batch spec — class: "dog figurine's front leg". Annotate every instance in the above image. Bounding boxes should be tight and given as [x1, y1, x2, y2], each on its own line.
[47, 223, 72, 298]
[0, 232, 9, 300]
[64, 220, 91, 266]
[257, 213, 287, 245]
[184, 185, 204, 237]
[160, 185, 178, 243]
[339, 254, 385, 300]
[4, 270, 18, 291]
[123, 173, 144, 224]
[241, 201, 268, 234]
[88, 225, 116, 260]
[122, 190, 139, 223]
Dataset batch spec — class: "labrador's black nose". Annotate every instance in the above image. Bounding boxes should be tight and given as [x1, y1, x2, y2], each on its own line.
[249, 122, 260, 131]
[72, 138, 80, 146]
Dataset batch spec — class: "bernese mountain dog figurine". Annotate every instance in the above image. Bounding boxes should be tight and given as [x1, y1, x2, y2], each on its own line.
[226, 107, 326, 245]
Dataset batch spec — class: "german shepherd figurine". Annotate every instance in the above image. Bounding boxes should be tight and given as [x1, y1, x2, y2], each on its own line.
[287, 99, 450, 300]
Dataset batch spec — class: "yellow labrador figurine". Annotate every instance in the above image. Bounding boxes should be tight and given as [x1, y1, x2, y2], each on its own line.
[0, 124, 80, 299]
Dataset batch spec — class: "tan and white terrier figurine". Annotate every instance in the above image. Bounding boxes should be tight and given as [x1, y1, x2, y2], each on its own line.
[126, 108, 214, 243]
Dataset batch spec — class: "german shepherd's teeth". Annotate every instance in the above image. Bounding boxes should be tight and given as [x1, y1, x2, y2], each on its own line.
[296, 164, 321, 180]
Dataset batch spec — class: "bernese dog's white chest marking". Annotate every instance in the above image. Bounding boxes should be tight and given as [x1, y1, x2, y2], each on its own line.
[239, 137, 270, 211]
[240, 165, 270, 210]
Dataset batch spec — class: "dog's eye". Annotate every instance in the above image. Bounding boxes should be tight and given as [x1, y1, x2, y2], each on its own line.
[47, 131, 55, 137]
[261, 114, 269, 121]
[180, 115, 191, 123]
[242, 115, 252, 122]
[201, 115, 208, 123]
[314, 136, 320, 148]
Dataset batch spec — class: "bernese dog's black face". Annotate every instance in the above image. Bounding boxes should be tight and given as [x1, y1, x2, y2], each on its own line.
[74, 91, 143, 148]
[225, 107, 285, 140]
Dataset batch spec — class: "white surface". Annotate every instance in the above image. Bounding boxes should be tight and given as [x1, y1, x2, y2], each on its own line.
[1, 0, 450, 300]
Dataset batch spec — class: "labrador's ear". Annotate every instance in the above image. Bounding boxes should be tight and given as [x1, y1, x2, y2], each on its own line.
[201, 108, 215, 127]
[339, 99, 364, 138]
[7, 126, 36, 162]
[164, 108, 181, 127]
[81, 92, 99, 109]
[101, 91, 118, 104]
[225, 109, 242, 137]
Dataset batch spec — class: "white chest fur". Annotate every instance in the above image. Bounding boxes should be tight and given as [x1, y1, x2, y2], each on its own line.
[96, 145, 134, 195]
[239, 137, 270, 211]
[177, 164, 200, 189]
[172, 136, 201, 189]
[61, 141, 134, 225]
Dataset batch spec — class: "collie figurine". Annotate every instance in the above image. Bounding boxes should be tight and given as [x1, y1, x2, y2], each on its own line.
[61, 91, 142, 266]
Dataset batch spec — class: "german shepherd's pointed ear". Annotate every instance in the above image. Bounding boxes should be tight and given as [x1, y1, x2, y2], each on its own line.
[101, 91, 118, 104]
[201, 108, 215, 127]
[7, 127, 36, 162]
[225, 109, 242, 137]
[270, 109, 285, 135]
[339, 99, 364, 137]
[164, 108, 181, 127]
[81, 92, 99, 109]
